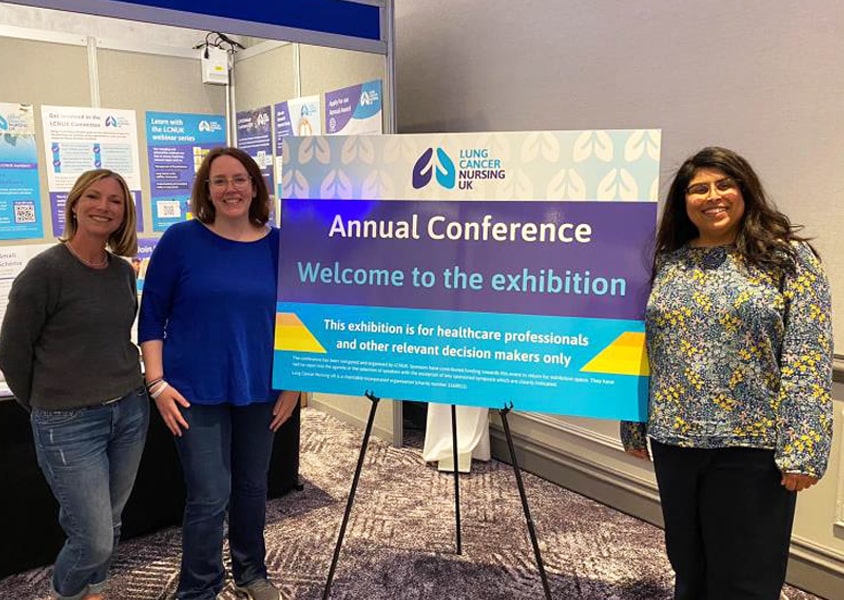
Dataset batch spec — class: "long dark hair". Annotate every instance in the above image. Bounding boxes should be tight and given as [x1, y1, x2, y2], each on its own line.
[655, 146, 811, 276]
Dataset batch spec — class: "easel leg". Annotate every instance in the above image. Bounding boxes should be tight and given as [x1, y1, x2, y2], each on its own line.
[499, 405, 552, 600]
[323, 392, 380, 600]
[451, 404, 462, 555]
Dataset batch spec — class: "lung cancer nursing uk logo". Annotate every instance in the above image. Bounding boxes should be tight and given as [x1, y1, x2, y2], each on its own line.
[198, 120, 223, 133]
[413, 147, 455, 189]
[412, 146, 506, 190]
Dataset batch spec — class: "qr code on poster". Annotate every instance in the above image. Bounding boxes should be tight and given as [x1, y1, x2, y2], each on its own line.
[13, 201, 36, 224]
[157, 201, 181, 219]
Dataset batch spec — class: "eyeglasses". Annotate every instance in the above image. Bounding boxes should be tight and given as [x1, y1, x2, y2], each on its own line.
[685, 177, 739, 198]
[207, 175, 252, 190]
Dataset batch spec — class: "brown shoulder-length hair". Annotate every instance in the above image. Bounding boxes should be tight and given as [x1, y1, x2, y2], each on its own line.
[60, 169, 138, 256]
[654, 146, 812, 276]
[191, 146, 270, 226]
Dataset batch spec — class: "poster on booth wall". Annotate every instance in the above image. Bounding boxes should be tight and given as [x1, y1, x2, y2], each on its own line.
[127, 237, 158, 345]
[145, 112, 227, 232]
[41, 106, 143, 237]
[325, 80, 383, 136]
[273, 130, 661, 421]
[0, 103, 44, 240]
[235, 106, 275, 221]
[273, 95, 321, 207]
[131, 237, 158, 293]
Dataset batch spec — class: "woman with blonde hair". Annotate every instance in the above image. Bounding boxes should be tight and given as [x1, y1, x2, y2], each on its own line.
[0, 169, 148, 600]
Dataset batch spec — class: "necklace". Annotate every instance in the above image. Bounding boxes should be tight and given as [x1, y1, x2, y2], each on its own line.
[65, 242, 109, 269]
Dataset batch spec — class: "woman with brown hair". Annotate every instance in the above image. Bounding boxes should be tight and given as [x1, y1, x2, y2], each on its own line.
[139, 147, 298, 600]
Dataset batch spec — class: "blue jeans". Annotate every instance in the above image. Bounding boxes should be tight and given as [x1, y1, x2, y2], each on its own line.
[31, 386, 150, 600]
[174, 402, 276, 600]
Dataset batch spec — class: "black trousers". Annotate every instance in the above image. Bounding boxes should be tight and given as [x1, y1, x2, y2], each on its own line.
[651, 441, 797, 600]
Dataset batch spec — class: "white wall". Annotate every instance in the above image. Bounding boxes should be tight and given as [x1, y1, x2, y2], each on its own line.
[394, 1, 844, 597]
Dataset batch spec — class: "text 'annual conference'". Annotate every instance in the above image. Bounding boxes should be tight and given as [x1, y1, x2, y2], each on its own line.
[328, 214, 593, 243]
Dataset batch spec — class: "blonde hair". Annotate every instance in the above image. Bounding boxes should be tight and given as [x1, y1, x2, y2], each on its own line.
[61, 169, 138, 256]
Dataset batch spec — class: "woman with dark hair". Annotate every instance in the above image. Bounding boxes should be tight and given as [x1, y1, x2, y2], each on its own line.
[621, 147, 832, 599]
[139, 147, 299, 600]
[0, 169, 148, 600]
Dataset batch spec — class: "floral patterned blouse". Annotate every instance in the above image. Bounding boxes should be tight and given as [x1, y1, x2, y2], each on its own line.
[621, 242, 833, 477]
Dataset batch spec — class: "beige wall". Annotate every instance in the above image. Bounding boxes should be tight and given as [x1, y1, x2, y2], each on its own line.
[395, 1, 844, 596]
[232, 43, 297, 111]
[299, 44, 386, 103]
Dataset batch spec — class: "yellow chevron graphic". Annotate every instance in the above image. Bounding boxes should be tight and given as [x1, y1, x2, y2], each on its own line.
[274, 312, 327, 353]
[581, 331, 649, 376]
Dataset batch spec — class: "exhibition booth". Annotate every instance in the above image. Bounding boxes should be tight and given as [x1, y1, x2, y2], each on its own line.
[0, 0, 395, 577]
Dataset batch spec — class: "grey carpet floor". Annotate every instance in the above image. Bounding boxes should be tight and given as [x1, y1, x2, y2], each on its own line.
[0, 408, 823, 599]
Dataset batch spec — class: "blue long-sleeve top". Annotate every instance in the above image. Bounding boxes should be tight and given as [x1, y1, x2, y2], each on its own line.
[621, 242, 833, 477]
[138, 220, 280, 406]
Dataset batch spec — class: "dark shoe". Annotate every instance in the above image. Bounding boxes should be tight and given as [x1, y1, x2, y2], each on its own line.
[234, 578, 280, 600]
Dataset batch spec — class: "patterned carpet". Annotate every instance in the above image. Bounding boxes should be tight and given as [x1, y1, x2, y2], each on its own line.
[0, 408, 822, 599]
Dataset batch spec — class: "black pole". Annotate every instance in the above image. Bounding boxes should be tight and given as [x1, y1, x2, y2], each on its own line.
[499, 403, 552, 600]
[323, 391, 380, 600]
[450, 404, 462, 555]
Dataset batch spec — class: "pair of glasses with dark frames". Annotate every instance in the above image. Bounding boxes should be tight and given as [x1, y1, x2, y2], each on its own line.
[685, 177, 739, 198]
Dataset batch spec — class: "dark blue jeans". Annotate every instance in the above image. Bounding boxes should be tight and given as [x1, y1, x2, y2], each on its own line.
[30, 386, 150, 600]
[174, 402, 276, 600]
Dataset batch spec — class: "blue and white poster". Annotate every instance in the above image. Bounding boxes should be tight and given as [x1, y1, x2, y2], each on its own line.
[236, 106, 275, 218]
[41, 106, 143, 236]
[273, 96, 320, 205]
[146, 112, 226, 232]
[0, 103, 43, 240]
[132, 237, 158, 293]
[273, 131, 661, 421]
[287, 95, 321, 138]
[325, 80, 383, 136]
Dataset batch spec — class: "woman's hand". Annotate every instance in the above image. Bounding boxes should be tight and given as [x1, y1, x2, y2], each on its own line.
[152, 383, 191, 436]
[626, 447, 651, 461]
[270, 390, 300, 431]
[781, 472, 818, 492]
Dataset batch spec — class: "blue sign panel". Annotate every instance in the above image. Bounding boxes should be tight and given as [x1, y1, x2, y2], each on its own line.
[61, 0, 381, 41]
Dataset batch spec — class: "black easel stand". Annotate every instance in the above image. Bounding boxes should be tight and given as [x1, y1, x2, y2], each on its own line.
[323, 395, 466, 599]
[324, 399, 546, 598]
[450, 403, 462, 555]
[499, 402, 552, 600]
[323, 391, 380, 600]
